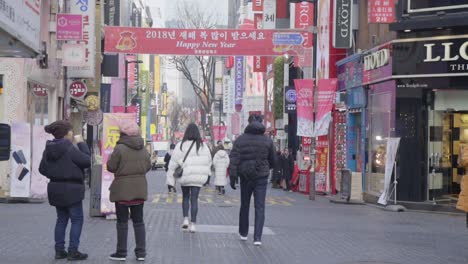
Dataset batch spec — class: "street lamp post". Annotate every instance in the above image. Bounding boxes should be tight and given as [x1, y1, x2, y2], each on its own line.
[124, 59, 143, 113]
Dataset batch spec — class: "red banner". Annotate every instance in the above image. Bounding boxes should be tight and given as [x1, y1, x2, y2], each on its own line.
[294, 2, 314, 29]
[301, 137, 312, 156]
[316, 79, 337, 121]
[254, 13, 263, 29]
[294, 79, 314, 137]
[32, 83, 48, 97]
[104, 27, 312, 57]
[212, 126, 227, 142]
[368, 0, 395, 23]
[253, 56, 267, 72]
[126, 55, 136, 89]
[252, 0, 264, 12]
[69, 80, 87, 99]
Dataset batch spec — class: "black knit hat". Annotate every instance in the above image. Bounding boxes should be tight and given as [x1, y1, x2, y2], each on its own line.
[44, 120, 73, 139]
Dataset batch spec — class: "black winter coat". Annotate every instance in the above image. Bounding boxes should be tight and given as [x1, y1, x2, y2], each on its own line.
[281, 154, 294, 180]
[39, 139, 91, 207]
[272, 153, 283, 182]
[229, 121, 276, 181]
[164, 153, 171, 172]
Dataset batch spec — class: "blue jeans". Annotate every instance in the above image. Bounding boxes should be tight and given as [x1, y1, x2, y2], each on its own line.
[239, 176, 268, 241]
[55, 201, 83, 252]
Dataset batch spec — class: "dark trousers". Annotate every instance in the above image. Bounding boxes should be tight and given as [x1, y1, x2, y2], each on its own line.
[181, 186, 201, 223]
[115, 203, 146, 258]
[55, 201, 83, 252]
[167, 185, 177, 192]
[239, 177, 268, 241]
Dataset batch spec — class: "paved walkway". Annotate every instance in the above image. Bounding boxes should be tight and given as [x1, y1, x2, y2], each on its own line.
[1, 170, 468, 264]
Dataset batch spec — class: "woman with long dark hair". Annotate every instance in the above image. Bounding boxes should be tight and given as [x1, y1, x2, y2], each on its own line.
[167, 123, 212, 232]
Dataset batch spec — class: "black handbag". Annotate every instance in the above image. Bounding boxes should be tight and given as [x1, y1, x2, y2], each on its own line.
[173, 141, 196, 179]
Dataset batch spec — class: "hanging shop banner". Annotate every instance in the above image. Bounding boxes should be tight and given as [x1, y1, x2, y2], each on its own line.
[254, 14, 263, 29]
[104, 27, 313, 56]
[294, 79, 314, 137]
[212, 126, 227, 142]
[315, 136, 329, 193]
[69, 80, 88, 99]
[31, 125, 52, 199]
[10, 122, 31, 198]
[252, 0, 264, 12]
[362, 44, 392, 85]
[56, 14, 83, 41]
[378, 137, 401, 205]
[223, 76, 235, 114]
[263, 0, 276, 29]
[333, 0, 353, 48]
[315, 79, 337, 137]
[302, 137, 312, 157]
[368, 0, 395, 24]
[101, 113, 137, 214]
[253, 56, 267, 72]
[235, 56, 244, 112]
[284, 86, 297, 113]
[139, 71, 149, 116]
[69, 0, 96, 78]
[62, 43, 87, 67]
[291, 2, 314, 67]
[0, 0, 41, 51]
[104, 0, 120, 26]
[31, 83, 48, 97]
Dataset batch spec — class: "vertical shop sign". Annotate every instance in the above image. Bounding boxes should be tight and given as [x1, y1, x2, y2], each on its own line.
[333, 0, 353, 48]
[101, 113, 137, 214]
[263, 0, 276, 29]
[368, 0, 395, 23]
[284, 86, 297, 113]
[139, 71, 149, 116]
[235, 56, 244, 112]
[253, 56, 267, 72]
[294, 79, 314, 137]
[10, 122, 31, 198]
[56, 14, 83, 41]
[315, 136, 328, 193]
[69, 0, 96, 78]
[252, 0, 264, 12]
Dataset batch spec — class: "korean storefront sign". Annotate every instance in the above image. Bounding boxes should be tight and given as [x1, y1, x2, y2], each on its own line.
[235, 56, 244, 112]
[31, 83, 48, 97]
[333, 0, 352, 48]
[368, 0, 395, 23]
[0, 0, 41, 51]
[294, 79, 314, 137]
[69, 0, 96, 78]
[263, 0, 276, 30]
[101, 113, 137, 215]
[56, 14, 83, 41]
[69, 80, 88, 99]
[284, 86, 297, 113]
[104, 27, 313, 56]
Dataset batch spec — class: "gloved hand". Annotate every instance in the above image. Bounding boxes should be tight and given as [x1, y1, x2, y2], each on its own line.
[230, 177, 236, 190]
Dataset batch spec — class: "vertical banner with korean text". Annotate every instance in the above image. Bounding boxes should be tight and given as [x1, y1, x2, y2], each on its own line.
[10, 122, 31, 198]
[368, 0, 395, 23]
[69, 0, 96, 78]
[294, 79, 314, 137]
[30, 126, 53, 199]
[315, 79, 337, 136]
[101, 113, 137, 215]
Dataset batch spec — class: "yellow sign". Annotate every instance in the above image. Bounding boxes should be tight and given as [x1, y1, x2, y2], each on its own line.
[104, 126, 120, 149]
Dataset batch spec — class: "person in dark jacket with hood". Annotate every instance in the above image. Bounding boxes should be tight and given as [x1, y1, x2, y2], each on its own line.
[281, 149, 295, 192]
[271, 150, 283, 189]
[39, 120, 91, 261]
[107, 120, 151, 262]
[229, 114, 276, 246]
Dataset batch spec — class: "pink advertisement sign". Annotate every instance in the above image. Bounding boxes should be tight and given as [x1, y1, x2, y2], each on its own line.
[30, 125, 53, 199]
[315, 79, 337, 136]
[57, 14, 83, 41]
[212, 126, 227, 142]
[101, 113, 137, 214]
[294, 79, 314, 137]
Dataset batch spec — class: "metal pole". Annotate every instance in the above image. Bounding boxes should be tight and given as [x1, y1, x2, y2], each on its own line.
[309, 0, 318, 201]
[125, 61, 128, 113]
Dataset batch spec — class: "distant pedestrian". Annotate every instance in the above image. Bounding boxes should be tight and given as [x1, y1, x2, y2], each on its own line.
[229, 114, 276, 246]
[271, 150, 283, 189]
[151, 151, 158, 170]
[281, 149, 294, 192]
[107, 120, 151, 262]
[213, 145, 230, 195]
[164, 143, 177, 194]
[167, 123, 212, 233]
[39, 120, 91, 261]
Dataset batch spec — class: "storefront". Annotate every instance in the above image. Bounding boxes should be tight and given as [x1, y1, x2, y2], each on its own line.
[364, 35, 468, 204]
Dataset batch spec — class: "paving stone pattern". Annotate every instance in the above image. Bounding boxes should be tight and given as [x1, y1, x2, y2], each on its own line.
[0, 170, 468, 264]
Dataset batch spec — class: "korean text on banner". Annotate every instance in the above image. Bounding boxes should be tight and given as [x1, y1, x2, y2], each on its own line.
[314, 79, 337, 136]
[368, 0, 395, 23]
[378, 138, 401, 205]
[263, 0, 276, 29]
[10, 122, 31, 198]
[294, 79, 314, 137]
[31, 126, 53, 199]
[69, 0, 96, 78]
[101, 113, 137, 215]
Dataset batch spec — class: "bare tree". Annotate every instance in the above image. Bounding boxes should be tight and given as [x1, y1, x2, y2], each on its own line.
[168, 1, 219, 144]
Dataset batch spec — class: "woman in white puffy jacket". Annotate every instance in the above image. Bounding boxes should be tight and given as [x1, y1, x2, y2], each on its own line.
[167, 124, 212, 233]
[213, 146, 230, 195]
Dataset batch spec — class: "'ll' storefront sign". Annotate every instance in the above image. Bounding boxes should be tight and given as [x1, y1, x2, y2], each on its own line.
[393, 36, 468, 77]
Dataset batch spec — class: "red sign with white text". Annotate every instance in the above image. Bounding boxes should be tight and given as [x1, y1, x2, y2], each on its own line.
[295, 2, 314, 29]
[368, 0, 395, 23]
[252, 0, 264, 12]
[104, 27, 312, 57]
[32, 84, 48, 97]
[253, 56, 267, 72]
[69, 81, 87, 99]
[254, 13, 263, 29]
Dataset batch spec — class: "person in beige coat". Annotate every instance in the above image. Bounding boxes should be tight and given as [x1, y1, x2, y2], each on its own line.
[107, 120, 151, 262]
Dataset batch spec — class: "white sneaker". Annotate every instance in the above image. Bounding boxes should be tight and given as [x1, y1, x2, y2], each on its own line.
[136, 257, 145, 261]
[181, 217, 189, 230]
[189, 223, 196, 233]
[240, 235, 248, 241]
[254, 241, 262, 246]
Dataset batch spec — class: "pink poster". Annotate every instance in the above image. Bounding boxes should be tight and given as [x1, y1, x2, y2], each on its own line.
[30, 125, 53, 199]
[212, 126, 227, 141]
[294, 79, 314, 137]
[56, 14, 83, 41]
[315, 79, 337, 136]
[101, 113, 137, 215]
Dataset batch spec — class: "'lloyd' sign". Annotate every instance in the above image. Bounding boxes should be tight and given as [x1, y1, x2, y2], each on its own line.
[333, 0, 353, 48]
[364, 49, 390, 71]
[393, 36, 468, 77]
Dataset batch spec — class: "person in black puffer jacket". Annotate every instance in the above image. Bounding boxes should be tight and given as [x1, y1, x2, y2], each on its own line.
[229, 114, 276, 246]
[39, 120, 91, 261]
